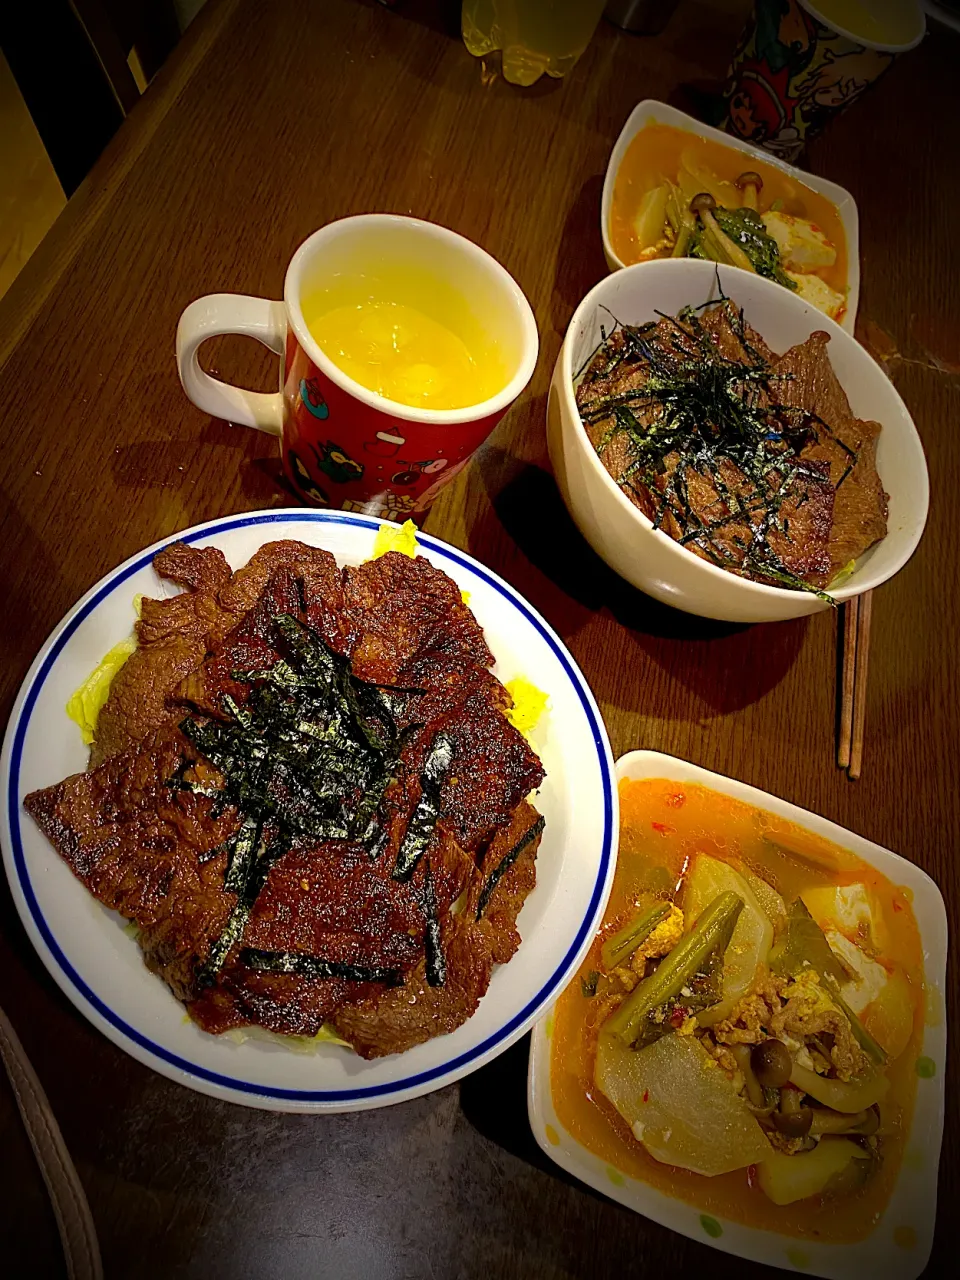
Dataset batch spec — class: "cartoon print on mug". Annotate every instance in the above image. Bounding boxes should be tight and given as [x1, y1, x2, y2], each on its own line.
[364, 430, 407, 458]
[726, 70, 789, 148]
[722, 0, 907, 163]
[380, 493, 417, 522]
[299, 377, 330, 420]
[413, 457, 472, 511]
[790, 39, 893, 134]
[390, 457, 449, 487]
[288, 450, 331, 506]
[752, 0, 815, 75]
[341, 494, 417, 522]
[312, 441, 365, 484]
[724, 0, 818, 151]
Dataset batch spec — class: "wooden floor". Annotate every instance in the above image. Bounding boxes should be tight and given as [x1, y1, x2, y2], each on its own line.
[0, 51, 65, 301]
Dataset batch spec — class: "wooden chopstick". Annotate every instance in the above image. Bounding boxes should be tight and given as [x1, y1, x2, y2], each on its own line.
[846, 590, 873, 781]
[837, 594, 860, 770]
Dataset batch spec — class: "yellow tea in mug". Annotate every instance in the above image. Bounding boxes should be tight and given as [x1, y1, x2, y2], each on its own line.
[302, 266, 505, 411]
[807, 0, 920, 45]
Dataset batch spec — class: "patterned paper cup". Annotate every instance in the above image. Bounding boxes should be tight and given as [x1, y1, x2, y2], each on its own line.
[176, 216, 539, 522]
[720, 0, 925, 163]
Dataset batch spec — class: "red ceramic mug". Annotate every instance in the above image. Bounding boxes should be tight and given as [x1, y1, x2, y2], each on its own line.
[176, 215, 539, 522]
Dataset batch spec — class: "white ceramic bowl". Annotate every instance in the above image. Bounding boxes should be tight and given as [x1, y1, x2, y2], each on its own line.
[600, 100, 861, 335]
[529, 750, 947, 1280]
[546, 258, 928, 623]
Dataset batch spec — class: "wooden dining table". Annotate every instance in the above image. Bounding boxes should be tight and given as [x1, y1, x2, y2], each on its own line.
[0, 0, 956, 1275]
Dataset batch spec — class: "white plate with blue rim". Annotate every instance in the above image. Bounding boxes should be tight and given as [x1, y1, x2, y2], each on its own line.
[0, 509, 618, 1112]
[528, 751, 947, 1280]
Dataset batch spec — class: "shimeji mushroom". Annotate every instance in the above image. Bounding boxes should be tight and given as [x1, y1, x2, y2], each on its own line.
[689, 193, 756, 274]
[809, 1103, 881, 1137]
[736, 170, 763, 210]
[772, 1083, 813, 1138]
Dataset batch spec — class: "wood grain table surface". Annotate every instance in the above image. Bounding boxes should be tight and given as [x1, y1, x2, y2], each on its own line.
[0, 1, 956, 1276]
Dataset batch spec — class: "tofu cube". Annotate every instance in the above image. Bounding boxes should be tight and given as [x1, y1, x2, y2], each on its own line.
[786, 271, 847, 322]
[762, 211, 838, 270]
[801, 883, 886, 950]
[825, 929, 889, 1014]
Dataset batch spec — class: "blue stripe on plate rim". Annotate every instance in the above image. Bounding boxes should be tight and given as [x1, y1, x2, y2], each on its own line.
[3, 509, 615, 1103]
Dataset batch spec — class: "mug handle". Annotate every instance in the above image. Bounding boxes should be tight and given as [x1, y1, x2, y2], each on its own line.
[176, 294, 288, 436]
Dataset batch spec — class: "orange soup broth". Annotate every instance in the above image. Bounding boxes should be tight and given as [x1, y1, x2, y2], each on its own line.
[550, 778, 925, 1242]
[609, 124, 848, 297]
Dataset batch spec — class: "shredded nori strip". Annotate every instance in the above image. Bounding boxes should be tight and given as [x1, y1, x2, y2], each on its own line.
[391, 732, 456, 882]
[239, 948, 404, 986]
[166, 587, 540, 999]
[170, 606, 421, 984]
[578, 292, 854, 603]
[350, 724, 417, 849]
[476, 815, 546, 919]
[422, 863, 446, 987]
[204, 903, 252, 977]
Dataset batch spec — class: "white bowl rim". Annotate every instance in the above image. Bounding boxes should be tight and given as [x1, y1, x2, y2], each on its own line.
[559, 258, 929, 606]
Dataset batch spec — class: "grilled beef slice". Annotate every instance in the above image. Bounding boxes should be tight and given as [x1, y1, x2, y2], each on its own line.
[331, 801, 545, 1058]
[774, 332, 888, 584]
[26, 549, 545, 1052]
[92, 540, 341, 765]
[26, 717, 240, 1002]
[339, 551, 493, 682]
[578, 307, 835, 586]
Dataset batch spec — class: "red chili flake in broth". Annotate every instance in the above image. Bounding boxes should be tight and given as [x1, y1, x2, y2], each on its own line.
[652, 821, 675, 835]
[893, 899, 903, 913]
[666, 792, 686, 809]
[746, 1164, 758, 1189]
[642, 1090, 650, 1103]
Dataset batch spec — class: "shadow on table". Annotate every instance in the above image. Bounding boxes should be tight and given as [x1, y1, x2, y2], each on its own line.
[107, 410, 290, 519]
[0, 486, 71, 722]
[241, 456, 301, 506]
[474, 449, 743, 643]
[458, 1032, 569, 1180]
[465, 451, 811, 715]
[0, 874, 65, 1012]
[459, 1033, 642, 1211]
[549, 174, 609, 343]
[459, 1035, 543, 1164]
[660, 0, 741, 127]
[365, 0, 461, 42]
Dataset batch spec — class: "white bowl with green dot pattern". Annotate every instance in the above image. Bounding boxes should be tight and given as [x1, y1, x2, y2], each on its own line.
[528, 751, 947, 1280]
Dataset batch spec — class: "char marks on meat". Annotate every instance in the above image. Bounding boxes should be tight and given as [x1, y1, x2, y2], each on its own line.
[25, 546, 546, 1056]
[577, 300, 888, 594]
[92, 541, 341, 765]
[774, 332, 888, 584]
[26, 718, 239, 1002]
[332, 801, 544, 1058]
